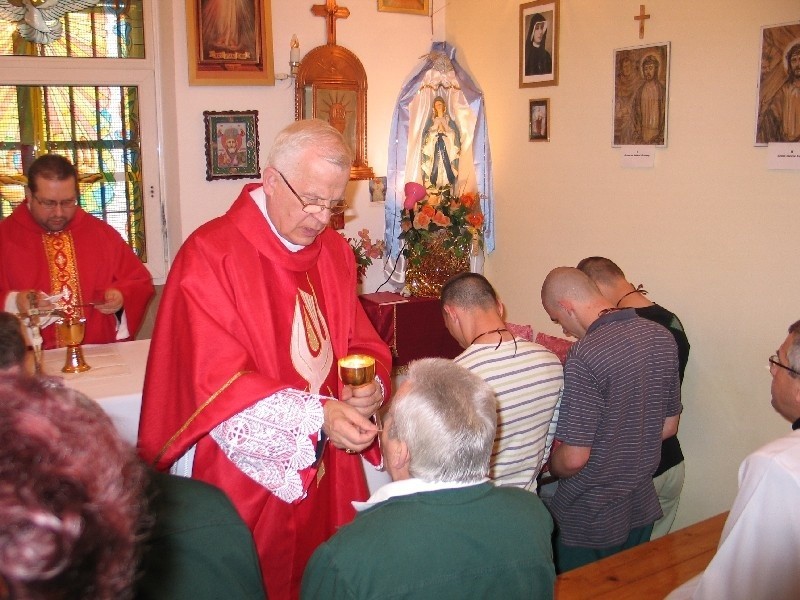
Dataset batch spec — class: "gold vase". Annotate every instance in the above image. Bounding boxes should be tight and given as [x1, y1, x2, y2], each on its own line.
[58, 318, 91, 373]
[405, 231, 470, 297]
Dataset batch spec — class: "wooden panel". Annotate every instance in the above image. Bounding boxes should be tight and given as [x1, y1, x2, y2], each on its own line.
[555, 512, 728, 599]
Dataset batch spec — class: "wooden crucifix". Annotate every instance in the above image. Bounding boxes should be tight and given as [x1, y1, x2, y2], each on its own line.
[634, 4, 650, 39]
[311, 0, 350, 46]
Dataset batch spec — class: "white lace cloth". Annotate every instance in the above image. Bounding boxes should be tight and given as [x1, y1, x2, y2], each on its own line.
[210, 388, 326, 503]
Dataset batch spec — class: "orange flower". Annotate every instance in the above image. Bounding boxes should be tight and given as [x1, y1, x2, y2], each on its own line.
[431, 211, 451, 227]
[467, 213, 484, 228]
[414, 212, 432, 229]
[460, 192, 477, 208]
[421, 204, 436, 217]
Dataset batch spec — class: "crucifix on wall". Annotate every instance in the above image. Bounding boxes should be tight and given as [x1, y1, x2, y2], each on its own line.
[634, 4, 650, 39]
[311, 0, 350, 45]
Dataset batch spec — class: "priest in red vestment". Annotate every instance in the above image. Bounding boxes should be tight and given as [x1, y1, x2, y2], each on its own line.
[0, 154, 154, 349]
[137, 120, 391, 600]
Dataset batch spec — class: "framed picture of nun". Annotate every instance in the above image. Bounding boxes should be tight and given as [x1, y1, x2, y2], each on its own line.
[520, 0, 559, 88]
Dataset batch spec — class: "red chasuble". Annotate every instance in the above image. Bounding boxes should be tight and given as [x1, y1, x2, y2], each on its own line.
[0, 201, 154, 348]
[138, 184, 392, 600]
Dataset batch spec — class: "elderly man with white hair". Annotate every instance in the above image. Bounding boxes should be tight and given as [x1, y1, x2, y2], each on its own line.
[302, 358, 556, 599]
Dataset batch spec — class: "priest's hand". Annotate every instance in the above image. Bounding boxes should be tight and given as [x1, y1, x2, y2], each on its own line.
[323, 401, 380, 454]
[340, 379, 383, 420]
[15, 290, 54, 314]
[95, 288, 123, 314]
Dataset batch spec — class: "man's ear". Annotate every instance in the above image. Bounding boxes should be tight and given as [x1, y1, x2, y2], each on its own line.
[262, 166, 278, 197]
[391, 439, 411, 474]
[496, 299, 505, 319]
[443, 304, 458, 324]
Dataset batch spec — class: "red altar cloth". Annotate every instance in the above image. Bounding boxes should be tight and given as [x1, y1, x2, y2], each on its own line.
[359, 292, 463, 367]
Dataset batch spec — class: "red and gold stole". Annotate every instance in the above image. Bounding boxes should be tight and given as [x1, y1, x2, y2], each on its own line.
[42, 231, 84, 346]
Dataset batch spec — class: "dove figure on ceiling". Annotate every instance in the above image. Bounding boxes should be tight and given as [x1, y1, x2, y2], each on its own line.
[0, 0, 101, 45]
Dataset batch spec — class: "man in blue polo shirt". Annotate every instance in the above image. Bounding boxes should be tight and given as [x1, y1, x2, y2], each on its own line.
[540, 267, 682, 572]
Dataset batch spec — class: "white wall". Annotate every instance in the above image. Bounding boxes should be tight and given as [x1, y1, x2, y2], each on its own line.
[158, 0, 445, 297]
[447, 0, 800, 530]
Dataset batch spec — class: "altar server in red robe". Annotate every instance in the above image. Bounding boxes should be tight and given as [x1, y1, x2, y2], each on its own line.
[0, 154, 154, 349]
[138, 119, 391, 600]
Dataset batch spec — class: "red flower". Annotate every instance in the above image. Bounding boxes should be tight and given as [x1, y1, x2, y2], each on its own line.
[414, 212, 432, 229]
[467, 213, 484, 228]
[421, 204, 436, 217]
[431, 211, 451, 227]
[460, 192, 477, 208]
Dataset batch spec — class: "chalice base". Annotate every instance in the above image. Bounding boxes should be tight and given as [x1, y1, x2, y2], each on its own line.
[62, 345, 91, 373]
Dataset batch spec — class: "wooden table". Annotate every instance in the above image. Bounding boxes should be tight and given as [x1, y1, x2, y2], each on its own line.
[555, 512, 728, 599]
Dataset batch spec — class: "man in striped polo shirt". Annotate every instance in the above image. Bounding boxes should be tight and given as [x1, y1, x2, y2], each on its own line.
[441, 273, 563, 492]
[540, 267, 681, 572]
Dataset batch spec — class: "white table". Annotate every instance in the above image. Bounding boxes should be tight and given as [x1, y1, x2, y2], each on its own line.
[41, 339, 150, 445]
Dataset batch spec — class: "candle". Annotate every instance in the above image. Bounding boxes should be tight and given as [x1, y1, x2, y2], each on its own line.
[290, 34, 300, 64]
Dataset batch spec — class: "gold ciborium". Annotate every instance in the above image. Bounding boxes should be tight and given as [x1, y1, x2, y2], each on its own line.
[337, 354, 375, 387]
[58, 317, 90, 373]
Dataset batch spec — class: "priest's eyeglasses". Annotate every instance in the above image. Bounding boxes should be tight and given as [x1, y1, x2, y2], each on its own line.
[276, 170, 347, 215]
[32, 195, 78, 210]
[769, 354, 800, 377]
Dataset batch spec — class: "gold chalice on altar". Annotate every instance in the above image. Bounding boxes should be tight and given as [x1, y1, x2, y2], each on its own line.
[338, 354, 375, 387]
[58, 317, 91, 373]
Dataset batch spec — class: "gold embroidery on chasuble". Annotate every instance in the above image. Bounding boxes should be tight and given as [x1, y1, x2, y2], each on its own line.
[290, 279, 332, 396]
[42, 232, 84, 347]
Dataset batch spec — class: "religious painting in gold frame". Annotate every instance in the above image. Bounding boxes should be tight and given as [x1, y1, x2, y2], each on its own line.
[186, 0, 275, 86]
[520, 0, 559, 88]
[295, 44, 374, 180]
[377, 0, 429, 16]
[529, 98, 550, 142]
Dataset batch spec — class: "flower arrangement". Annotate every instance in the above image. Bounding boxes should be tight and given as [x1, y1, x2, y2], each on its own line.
[342, 228, 385, 284]
[399, 182, 484, 266]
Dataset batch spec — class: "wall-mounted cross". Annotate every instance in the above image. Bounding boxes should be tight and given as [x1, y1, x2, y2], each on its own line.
[311, 0, 350, 46]
[634, 4, 650, 39]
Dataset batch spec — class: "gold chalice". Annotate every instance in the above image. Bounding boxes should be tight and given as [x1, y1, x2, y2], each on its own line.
[58, 317, 90, 373]
[338, 354, 375, 387]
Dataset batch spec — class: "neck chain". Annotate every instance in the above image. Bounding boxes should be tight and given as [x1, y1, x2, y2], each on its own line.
[470, 327, 509, 349]
[616, 284, 648, 307]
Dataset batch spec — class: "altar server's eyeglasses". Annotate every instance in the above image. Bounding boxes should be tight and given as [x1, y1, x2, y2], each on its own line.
[769, 354, 800, 377]
[33, 195, 78, 210]
[276, 170, 347, 215]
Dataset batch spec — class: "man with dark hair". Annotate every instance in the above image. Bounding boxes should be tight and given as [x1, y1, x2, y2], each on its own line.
[0, 311, 25, 373]
[302, 358, 556, 599]
[758, 42, 800, 143]
[524, 12, 552, 76]
[0, 154, 154, 349]
[541, 267, 681, 572]
[577, 256, 689, 538]
[441, 272, 562, 491]
[668, 320, 800, 599]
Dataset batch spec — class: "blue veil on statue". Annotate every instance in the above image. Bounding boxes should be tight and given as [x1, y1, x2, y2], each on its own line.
[384, 42, 494, 269]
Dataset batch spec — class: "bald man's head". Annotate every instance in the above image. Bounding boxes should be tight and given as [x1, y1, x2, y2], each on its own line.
[541, 267, 610, 339]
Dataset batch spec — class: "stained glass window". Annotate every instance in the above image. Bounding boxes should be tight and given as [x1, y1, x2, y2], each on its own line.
[0, 1, 144, 58]
[0, 1, 147, 260]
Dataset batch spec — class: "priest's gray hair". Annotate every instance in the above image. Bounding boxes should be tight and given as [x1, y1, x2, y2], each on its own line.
[788, 319, 800, 374]
[389, 358, 497, 483]
[267, 119, 352, 178]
